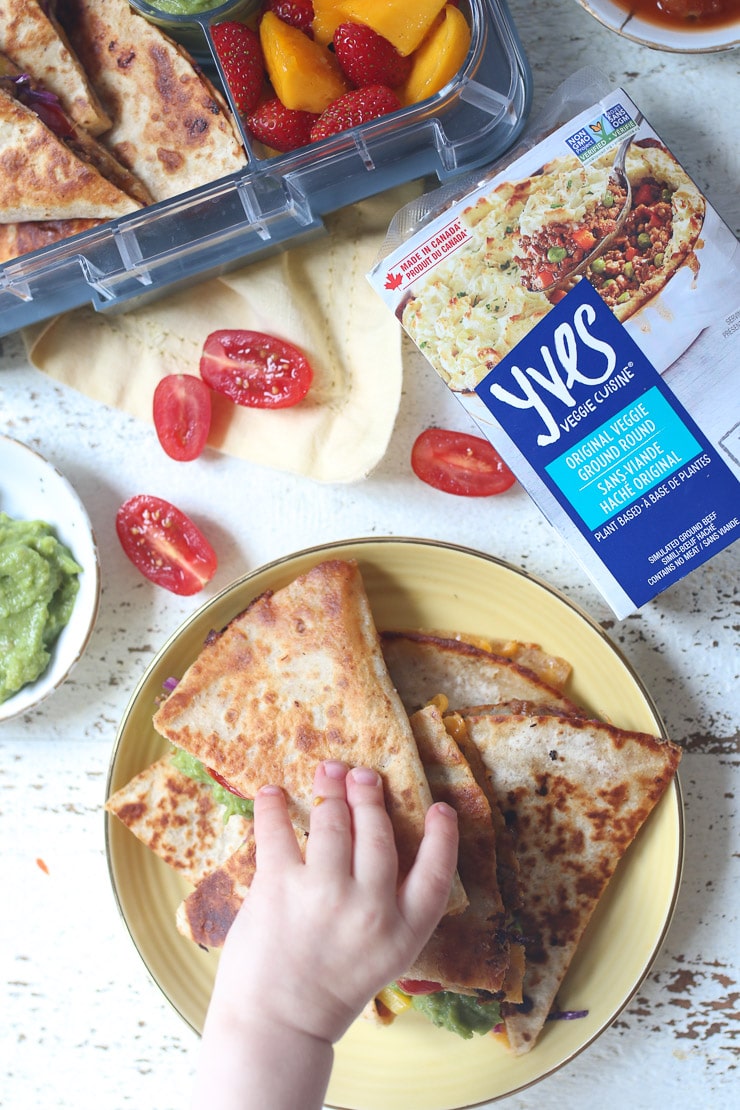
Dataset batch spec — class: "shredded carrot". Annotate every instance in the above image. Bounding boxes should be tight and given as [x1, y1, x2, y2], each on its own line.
[36, 858, 49, 874]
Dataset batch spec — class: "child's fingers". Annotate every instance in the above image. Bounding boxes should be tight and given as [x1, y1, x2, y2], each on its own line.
[304, 761, 352, 874]
[345, 767, 398, 890]
[397, 802, 459, 943]
[253, 785, 304, 872]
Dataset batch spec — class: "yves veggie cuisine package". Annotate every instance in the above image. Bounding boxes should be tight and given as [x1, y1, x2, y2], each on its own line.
[368, 84, 739, 618]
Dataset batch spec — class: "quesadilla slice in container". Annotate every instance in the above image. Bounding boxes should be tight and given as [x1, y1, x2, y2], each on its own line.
[153, 558, 467, 913]
[463, 712, 682, 1054]
[0, 52, 150, 222]
[381, 630, 583, 717]
[0, 0, 110, 135]
[57, 0, 247, 202]
[0, 217, 102, 264]
[105, 753, 252, 886]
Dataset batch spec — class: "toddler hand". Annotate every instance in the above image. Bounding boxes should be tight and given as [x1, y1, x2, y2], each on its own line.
[194, 759, 458, 1110]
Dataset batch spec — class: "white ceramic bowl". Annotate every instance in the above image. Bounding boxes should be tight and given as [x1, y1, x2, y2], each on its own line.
[576, 0, 740, 52]
[0, 435, 101, 722]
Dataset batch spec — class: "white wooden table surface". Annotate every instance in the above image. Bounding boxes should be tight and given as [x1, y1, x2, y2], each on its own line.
[1, 2, 738, 1107]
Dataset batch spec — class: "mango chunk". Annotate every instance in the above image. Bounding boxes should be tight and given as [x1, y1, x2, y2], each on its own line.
[311, 0, 345, 46]
[399, 4, 471, 106]
[259, 11, 349, 113]
[333, 0, 448, 55]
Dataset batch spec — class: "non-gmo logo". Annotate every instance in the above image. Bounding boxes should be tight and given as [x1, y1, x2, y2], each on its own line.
[565, 103, 638, 163]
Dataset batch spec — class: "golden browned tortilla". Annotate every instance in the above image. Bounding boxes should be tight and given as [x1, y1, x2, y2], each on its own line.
[105, 754, 252, 886]
[57, 0, 246, 202]
[381, 630, 583, 717]
[402, 704, 510, 994]
[175, 824, 309, 949]
[153, 559, 466, 912]
[0, 0, 111, 135]
[463, 712, 682, 1054]
[0, 217, 102, 264]
[0, 87, 144, 221]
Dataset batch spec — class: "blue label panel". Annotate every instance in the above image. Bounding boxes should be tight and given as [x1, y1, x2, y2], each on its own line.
[546, 388, 702, 530]
[475, 278, 740, 609]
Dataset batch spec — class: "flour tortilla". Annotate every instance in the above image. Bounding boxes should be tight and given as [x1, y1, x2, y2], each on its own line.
[56, 0, 245, 202]
[153, 559, 467, 912]
[402, 705, 509, 993]
[22, 185, 411, 482]
[381, 631, 583, 717]
[175, 703, 508, 963]
[105, 754, 252, 886]
[0, 86, 144, 222]
[175, 823, 309, 949]
[463, 712, 682, 1054]
[0, 217, 102, 264]
[0, 0, 111, 135]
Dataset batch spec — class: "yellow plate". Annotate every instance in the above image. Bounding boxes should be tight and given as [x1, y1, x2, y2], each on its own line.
[105, 538, 683, 1108]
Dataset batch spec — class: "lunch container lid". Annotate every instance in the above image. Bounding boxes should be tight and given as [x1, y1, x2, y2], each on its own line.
[0, 0, 531, 337]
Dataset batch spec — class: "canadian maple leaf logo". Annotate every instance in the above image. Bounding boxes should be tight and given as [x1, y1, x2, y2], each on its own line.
[384, 270, 403, 291]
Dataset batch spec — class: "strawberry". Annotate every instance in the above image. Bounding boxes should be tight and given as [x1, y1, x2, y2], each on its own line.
[263, 0, 315, 35]
[247, 97, 319, 152]
[332, 22, 412, 89]
[211, 21, 265, 117]
[310, 85, 401, 143]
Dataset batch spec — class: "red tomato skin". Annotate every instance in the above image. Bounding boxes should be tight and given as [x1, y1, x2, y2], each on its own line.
[396, 978, 443, 995]
[153, 374, 212, 461]
[116, 495, 217, 596]
[411, 429, 516, 497]
[207, 767, 250, 799]
[200, 330, 313, 409]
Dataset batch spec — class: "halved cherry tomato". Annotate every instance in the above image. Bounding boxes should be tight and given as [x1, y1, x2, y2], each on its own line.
[200, 330, 313, 409]
[396, 979, 443, 995]
[411, 428, 516, 497]
[115, 494, 217, 595]
[153, 374, 212, 461]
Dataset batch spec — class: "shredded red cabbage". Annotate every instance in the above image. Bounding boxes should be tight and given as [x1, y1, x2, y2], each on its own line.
[546, 1008, 589, 1021]
[10, 74, 61, 107]
[162, 676, 179, 692]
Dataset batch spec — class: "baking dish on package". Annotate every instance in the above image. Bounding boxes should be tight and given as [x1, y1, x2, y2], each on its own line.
[368, 71, 740, 619]
[0, 0, 531, 338]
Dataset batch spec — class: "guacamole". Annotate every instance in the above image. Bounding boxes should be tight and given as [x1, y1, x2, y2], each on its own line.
[0, 513, 82, 704]
[410, 990, 502, 1039]
[171, 746, 255, 820]
[142, 0, 230, 14]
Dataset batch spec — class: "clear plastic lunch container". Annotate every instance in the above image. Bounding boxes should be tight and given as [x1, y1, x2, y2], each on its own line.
[0, 0, 531, 337]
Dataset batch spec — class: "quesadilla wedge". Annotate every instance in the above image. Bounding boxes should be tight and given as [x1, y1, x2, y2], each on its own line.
[381, 630, 583, 717]
[105, 753, 252, 885]
[175, 822, 309, 949]
[57, 0, 246, 202]
[367, 705, 524, 1038]
[401, 704, 509, 994]
[462, 712, 682, 1054]
[0, 52, 150, 221]
[152, 558, 467, 913]
[0, 0, 110, 135]
[413, 631, 573, 693]
[0, 217, 102, 264]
